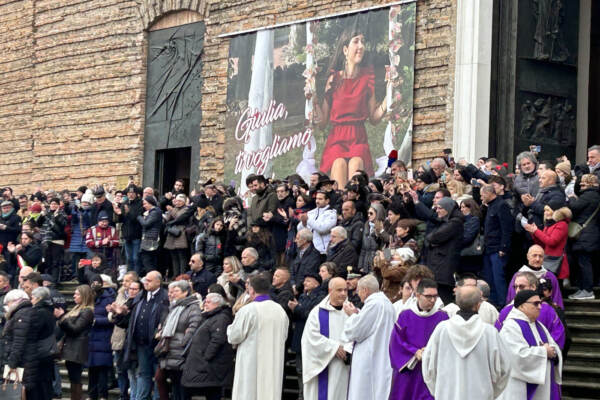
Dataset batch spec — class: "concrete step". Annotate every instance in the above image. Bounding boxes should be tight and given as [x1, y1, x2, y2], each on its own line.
[564, 350, 600, 368]
[566, 322, 600, 339]
[563, 298, 600, 312]
[561, 378, 600, 400]
[563, 364, 600, 377]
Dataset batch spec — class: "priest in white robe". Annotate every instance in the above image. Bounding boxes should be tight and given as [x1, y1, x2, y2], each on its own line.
[498, 290, 562, 400]
[301, 277, 351, 400]
[342, 275, 396, 400]
[423, 286, 510, 400]
[227, 273, 289, 400]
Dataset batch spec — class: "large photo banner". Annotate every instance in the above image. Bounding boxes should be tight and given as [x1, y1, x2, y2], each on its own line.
[225, 2, 416, 194]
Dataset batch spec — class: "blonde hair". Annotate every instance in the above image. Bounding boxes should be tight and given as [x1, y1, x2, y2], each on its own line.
[446, 179, 466, 197]
[223, 256, 242, 274]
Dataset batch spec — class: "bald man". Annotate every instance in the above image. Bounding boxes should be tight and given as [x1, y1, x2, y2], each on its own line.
[18, 266, 34, 288]
[301, 277, 351, 400]
[521, 169, 565, 228]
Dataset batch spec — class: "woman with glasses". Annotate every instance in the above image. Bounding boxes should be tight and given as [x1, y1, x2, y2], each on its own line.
[358, 204, 385, 274]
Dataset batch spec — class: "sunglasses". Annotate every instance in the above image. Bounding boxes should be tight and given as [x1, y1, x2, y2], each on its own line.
[524, 301, 542, 307]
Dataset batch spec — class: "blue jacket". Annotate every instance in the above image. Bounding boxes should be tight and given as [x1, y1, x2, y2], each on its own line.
[88, 287, 116, 367]
[188, 268, 217, 298]
[462, 214, 480, 248]
[528, 185, 566, 228]
[483, 197, 513, 254]
[69, 207, 93, 253]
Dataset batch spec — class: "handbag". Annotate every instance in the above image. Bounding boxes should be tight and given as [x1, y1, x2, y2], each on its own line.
[460, 234, 484, 257]
[154, 336, 170, 358]
[568, 203, 600, 240]
[1, 381, 24, 400]
[141, 235, 160, 251]
[543, 254, 563, 274]
[166, 226, 182, 237]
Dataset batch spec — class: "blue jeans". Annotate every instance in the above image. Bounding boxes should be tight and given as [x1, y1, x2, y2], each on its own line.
[114, 350, 129, 400]
[483, 252, 508, 307]
[136, 345, 157, 400]
[125, 239, 142, 274]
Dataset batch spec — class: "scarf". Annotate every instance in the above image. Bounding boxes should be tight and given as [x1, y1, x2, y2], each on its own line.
[161, 301, 187, 338]
[1, 209, 14, 218]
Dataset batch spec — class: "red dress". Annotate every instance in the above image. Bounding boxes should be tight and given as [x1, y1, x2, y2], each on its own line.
[320, 66, 375, 176]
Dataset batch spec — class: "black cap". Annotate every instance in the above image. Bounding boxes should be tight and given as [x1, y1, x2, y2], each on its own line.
[93, 187, 105, 197]
[514, 289, 539, 308]
[304, 272, 322, 284]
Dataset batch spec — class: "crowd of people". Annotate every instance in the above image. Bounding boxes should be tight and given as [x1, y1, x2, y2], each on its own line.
[0, 144, 599, 400]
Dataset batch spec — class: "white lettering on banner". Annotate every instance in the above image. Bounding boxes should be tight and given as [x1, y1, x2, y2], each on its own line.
[234, 99, 311, 175]
[235, 128, 313, 175]
[235, 100, 289, 143]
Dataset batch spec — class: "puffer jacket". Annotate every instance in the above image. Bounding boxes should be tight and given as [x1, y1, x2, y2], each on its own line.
[340, 213, 364, 251]
[424, 207, 464, 286]
[0, 210, 21, 248]
[513, 169, 540, 198]
[88, 287, 116, 367]
[195, 228, 226, 273]
[59, 307, 94, 365]
[569, 188, 600, 252]
[69, 206, 93, 253]
[23, 300, 56, 389]
[159, 295, 203, 371]
[2, 300, 33, 369]
[138, 206, 163, 242]
[181, 305, 234, 389]
[40, 209, 67, 243]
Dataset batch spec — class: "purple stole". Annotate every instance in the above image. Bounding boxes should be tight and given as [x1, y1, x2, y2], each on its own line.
[514, 319, 559, 400]
[318, 308, 329, 400]
[254, 294, 270, 302]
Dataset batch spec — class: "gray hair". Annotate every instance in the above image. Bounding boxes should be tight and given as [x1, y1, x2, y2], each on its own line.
[588, 145, 600, 153]
[168, 280, 192, 295]
[357, 274, 380, 294]
[4, 289, 29, 305]
[194, 251, 204, 261]
[516, 151, 538, 167]
[456, 286, 481, 312]
[31, 287, 51, 302]
[331, 226, 347, 240]
[205, 293, 226, 306]
[297, 228, 313, 242]
[243, 247, 259, 259]
[476, 280, 491, 299]
[431, 158, 446, 168]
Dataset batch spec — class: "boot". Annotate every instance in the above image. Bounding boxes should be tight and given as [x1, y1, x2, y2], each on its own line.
[71, 383, 83, 400]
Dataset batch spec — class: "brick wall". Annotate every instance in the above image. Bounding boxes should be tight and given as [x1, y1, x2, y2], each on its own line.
[0, 0, 456, 192]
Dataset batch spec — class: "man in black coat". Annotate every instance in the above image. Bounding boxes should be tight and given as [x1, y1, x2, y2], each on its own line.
[521, 170, 566, 228]
[181, 293, 234, 398]
[118, 271, 169, 400]
[326, 226, 358, 278]
[481, 185, 514, 307]
[187, 252, 217, 299]
[90, 187, 114, 226]
[270, 267, 294, 316]
[114, 186, 144, 274]
[339, 201, 364, 252]
[289, 229, 322, 294]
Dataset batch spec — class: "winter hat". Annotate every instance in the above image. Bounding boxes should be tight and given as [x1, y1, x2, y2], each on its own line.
[437, 197, 456, 214]
[304, 272, 322, 285]
[30, 203, 42, 213]
[81, 190, 95, 204]
[555, 161, 571, 177]
[175, 194, 187, 202]
[98, 211, 110, 221]
[514, 289, 538, 308]
[143, 196, 158, 207]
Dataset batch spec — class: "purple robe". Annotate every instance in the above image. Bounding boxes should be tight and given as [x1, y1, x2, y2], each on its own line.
[506, 268, 563, 309]
[388, 308, 448, 400]
[495, 303, 565, 349]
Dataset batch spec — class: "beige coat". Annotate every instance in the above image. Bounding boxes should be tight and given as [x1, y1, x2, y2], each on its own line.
[108, 287, 128, 351]
[164, 206, 189, 250]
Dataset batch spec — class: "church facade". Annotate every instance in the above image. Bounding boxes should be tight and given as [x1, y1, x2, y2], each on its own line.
[0, 0, 596, 192]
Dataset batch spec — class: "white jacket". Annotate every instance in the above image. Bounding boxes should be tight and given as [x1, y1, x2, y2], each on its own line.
[298, 205, 337, 254]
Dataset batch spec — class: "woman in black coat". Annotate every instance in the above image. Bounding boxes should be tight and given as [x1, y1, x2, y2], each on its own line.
[182, 294, 234, 400]
[424, 198, 464, 304]
[2, 290, 33, 382]
[8, 287, 57, 400]
[56, 284, 95, 400]
[137, 196, 163, 274]
[195, 218, 226, 275]
[568, 174, 600, 299]
[458, 198, 483, 274]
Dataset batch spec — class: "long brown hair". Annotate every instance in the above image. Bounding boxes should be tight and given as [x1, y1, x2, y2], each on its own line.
[326, 27, 370, 92]
[64, 284, 95, 318]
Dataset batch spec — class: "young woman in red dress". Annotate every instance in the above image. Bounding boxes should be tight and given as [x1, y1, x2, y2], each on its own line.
[314, 28, 388, 188]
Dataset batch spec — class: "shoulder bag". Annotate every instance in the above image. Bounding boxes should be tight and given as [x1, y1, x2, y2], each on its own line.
[460, 234, 484, 257]
[568, 203, 600, 240]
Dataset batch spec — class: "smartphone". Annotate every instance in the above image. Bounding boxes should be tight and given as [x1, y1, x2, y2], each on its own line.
[471, 178, 481, 187]
[407, 169, 414, 180]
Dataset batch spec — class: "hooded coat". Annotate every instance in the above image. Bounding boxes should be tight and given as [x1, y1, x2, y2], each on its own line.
[531, 207, 571, 279]
[424, 207, 464, 286]
[568, 187, 600, 252]
[88, 287, 116, 367]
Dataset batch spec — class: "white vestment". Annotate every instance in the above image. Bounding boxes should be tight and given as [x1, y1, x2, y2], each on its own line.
[423, 314, 510, 400]
[398, 294, 444, 318]
[227, 299, 289, 400]
[301, 295, 351, 400]
[342, 291, 396, 400]
[498, 308, 562, 400]
[443, 301, 499, 325]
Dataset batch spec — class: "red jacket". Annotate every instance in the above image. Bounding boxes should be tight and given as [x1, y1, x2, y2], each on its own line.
[86, 224, 119, 250]
[532, 219, 569, 279]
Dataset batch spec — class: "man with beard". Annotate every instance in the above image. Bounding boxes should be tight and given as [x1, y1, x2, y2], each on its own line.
[264, 183, 295, 264]
[299, 191, 337, 255]
[339, 201, 364, 251]
[246, 175, 278, 227]
[159, 179, 186, 211]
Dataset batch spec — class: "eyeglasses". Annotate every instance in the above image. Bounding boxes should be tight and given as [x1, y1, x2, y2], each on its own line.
[420, 294, 438, 300]
[513, 284, 528, 290]
[524, 301, 542, 307]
